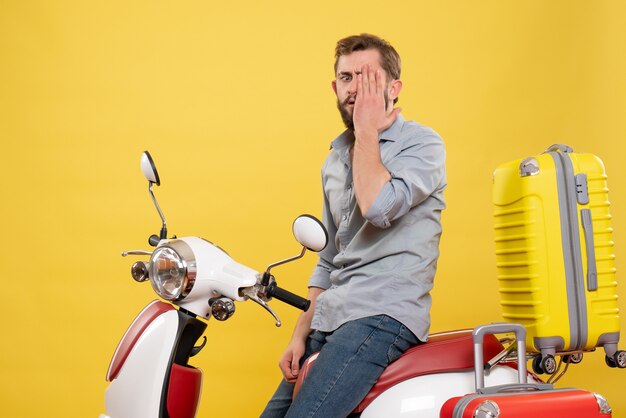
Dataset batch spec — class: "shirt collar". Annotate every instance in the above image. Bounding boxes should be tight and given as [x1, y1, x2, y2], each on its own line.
[330, 113, 405, 151]
[380, 113, 405, 142]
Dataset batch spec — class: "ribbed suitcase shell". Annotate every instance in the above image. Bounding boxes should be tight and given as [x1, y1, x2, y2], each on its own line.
[493, 146, 620, 356]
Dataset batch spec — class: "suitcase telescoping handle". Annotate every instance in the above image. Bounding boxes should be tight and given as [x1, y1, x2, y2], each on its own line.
[473, 323, 527, 391]
[544, 144, 574, 154]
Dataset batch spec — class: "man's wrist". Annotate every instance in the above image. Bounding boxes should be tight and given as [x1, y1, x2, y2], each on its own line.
[354, 127, 379, 145]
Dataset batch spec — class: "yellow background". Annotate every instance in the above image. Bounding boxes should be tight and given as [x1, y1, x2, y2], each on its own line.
[1, 1, 625, 416]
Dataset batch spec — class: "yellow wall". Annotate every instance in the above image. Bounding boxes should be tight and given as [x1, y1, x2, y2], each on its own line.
[1, 1, 625, 416]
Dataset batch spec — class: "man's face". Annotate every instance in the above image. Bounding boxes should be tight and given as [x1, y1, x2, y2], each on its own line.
[332, 48, 391, 130]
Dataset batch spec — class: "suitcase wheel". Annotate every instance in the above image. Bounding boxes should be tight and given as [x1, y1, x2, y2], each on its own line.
[532, 354, 557, 375]
[562, 352, 583, 364]
[605, 350, 626, 368]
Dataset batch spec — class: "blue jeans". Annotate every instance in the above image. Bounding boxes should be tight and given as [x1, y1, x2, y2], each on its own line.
[260, 315, 419, 418]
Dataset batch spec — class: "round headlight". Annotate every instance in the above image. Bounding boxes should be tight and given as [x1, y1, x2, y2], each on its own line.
[149, 241, 196, 301]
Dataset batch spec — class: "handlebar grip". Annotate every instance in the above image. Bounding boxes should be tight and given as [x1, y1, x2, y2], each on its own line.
[267, 282, 311, 312]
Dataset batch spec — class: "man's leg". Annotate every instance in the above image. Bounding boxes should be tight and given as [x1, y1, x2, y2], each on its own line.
[259, 378, 297, 418]
[285, 315, 418, 418]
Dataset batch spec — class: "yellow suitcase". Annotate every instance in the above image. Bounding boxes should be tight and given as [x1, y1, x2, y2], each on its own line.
[493, 144, 625, 374]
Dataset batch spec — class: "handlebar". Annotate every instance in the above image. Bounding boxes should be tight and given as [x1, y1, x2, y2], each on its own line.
[265, 282, 311, 312]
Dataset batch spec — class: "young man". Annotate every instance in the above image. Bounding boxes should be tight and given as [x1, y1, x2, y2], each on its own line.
[261, 33, 446, 418]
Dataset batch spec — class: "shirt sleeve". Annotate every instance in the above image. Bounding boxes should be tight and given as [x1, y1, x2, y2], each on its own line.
[308, 168, 338, 289]
[308, 256, 334, 289]
[364, 135, 446, 229]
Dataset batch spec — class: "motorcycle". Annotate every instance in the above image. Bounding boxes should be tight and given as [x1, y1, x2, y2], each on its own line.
[101, 152, 613, 418]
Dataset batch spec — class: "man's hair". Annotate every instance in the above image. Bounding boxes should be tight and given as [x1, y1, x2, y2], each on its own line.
[334, 33, 401, 80]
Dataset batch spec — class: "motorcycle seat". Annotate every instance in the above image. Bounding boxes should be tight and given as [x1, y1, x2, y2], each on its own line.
[292, 328, 505, 413]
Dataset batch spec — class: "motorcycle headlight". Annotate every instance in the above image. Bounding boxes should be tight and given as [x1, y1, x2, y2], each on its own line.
[149, 241, 196, 301]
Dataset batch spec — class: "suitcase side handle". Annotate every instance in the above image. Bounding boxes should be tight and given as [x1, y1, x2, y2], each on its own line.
[581, 209, 599, 291]
[544, 143, 574, 154]
[473, 323, 527, 391]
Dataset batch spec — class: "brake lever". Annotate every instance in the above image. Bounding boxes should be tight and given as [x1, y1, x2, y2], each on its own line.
[121, 250, 153, 257]
[241, 286, 282, 327]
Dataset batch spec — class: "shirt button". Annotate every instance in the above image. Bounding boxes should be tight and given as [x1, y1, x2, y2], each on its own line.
[342, 214, 348, 221]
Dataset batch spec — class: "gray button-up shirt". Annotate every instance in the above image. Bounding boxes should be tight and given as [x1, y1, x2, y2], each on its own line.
[308, 114, 446, 342]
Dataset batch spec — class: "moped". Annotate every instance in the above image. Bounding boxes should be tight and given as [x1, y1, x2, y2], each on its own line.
[101, 152, 613, 418]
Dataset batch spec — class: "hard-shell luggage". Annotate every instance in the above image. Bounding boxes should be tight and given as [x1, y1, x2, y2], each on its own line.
[441, 387, 612, 418]
[439, 323, 613, 418]
[492, 144, 625, 372]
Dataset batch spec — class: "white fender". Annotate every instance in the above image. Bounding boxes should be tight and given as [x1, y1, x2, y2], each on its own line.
[104, 309, 180, 418]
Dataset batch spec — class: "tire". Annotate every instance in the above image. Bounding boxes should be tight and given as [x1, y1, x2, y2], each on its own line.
[563, 353, 583, 364]
[614, 350, 626, 369]
[606, 354, 617, 368]
[541, 355, 557, 375]
[532, 355, 544, 374]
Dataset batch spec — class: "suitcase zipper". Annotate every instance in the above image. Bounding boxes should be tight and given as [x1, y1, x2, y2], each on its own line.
[549, 150, 588, 351]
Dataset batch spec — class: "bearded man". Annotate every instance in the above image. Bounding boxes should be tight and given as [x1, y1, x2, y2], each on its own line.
[261, 33, 447, 418]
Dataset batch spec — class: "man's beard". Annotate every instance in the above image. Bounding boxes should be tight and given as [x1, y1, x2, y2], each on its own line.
[336, 90, 390, 132]
[336, 98, 355, 131]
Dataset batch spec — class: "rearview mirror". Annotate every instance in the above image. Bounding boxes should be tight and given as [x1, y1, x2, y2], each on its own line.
[140, 151, 167, 243]
[141, 151, 161, 186]
[292, 215, 328, 253]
